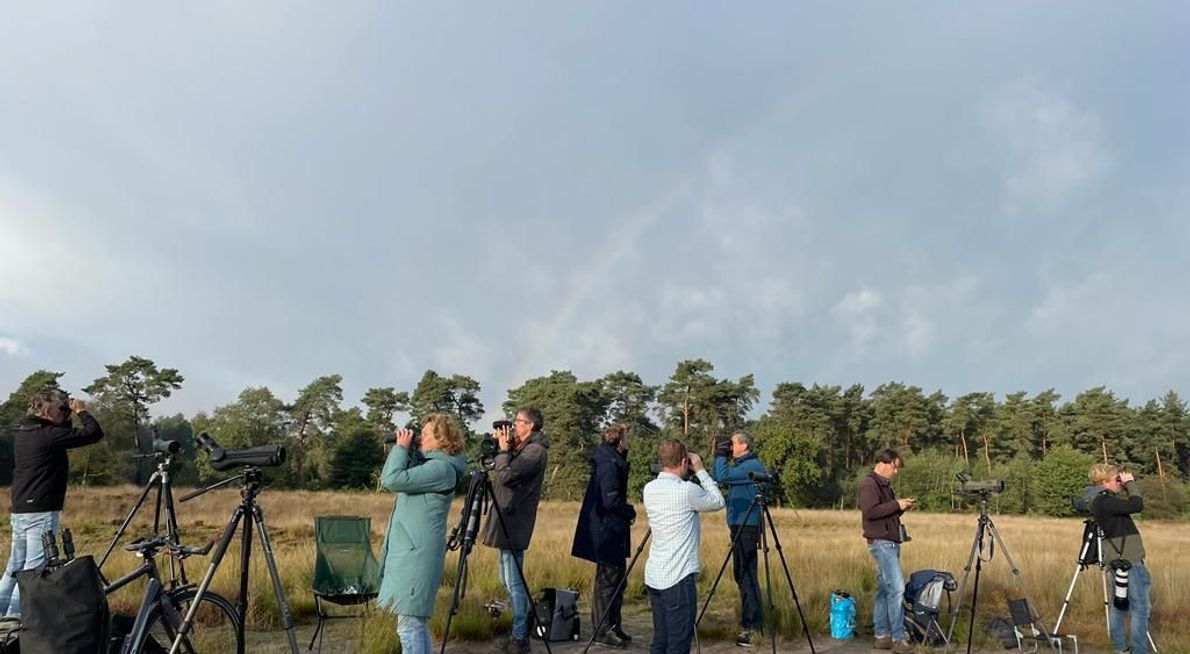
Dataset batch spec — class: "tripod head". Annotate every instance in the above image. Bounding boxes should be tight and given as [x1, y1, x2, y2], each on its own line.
[447, 469, 489, 553]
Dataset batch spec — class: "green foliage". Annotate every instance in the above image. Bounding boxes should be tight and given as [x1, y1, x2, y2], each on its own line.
[83, 356, 184, 483]
[753, 414, 821, 506]
[193, 386, 289, 483]
[1135, 476, 1187, 520]
[328, 423, 385, 490]
[360, 386, 410, 434]
[657, 359, 758, 448]
[1029, 445, 1097, 517]
[893, 448, 966, 512]
[409, 370, 483, 427]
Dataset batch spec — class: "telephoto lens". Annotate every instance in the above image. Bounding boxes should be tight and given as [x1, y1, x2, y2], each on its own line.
[1112, 560, 1132, 610]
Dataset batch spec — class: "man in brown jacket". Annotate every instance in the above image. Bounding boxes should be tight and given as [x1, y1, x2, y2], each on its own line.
[857, 449, 915, 653]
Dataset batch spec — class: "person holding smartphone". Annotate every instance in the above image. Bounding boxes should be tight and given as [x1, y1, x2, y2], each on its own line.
[857, 448, 915, 654]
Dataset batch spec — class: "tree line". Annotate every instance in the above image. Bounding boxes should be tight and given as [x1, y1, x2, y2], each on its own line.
[1, 356, 1187, 518]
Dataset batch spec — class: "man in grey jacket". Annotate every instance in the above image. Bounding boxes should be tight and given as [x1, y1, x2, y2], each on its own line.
[483, 407, 550, 654]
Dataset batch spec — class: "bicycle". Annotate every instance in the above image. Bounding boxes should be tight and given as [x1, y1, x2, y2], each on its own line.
[105, 536, 242, 654]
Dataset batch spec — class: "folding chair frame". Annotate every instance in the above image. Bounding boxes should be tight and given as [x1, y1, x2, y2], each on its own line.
[1008, 598, 1079, 654]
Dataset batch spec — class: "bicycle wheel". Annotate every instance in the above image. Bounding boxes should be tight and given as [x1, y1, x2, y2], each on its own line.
[142, 589, 243, 654]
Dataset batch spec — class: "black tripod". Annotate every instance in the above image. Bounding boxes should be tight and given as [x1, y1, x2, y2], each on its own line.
[440, 468, 552, 654]
[944, 491, 1045, 654]
[695, 478, 816, 654]
[98, 442, 188, 586]
[167, 466, 299, 654]
[581, 528, 652, 654]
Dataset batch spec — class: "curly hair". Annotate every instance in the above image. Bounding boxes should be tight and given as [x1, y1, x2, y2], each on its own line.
[28, 388, 69, 418]
[423, 413, 465, 455]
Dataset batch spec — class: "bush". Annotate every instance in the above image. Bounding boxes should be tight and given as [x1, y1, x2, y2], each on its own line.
[895, 448, 967, 512]
[1029, 445, 1097, 516]
[1136, 477, 1187, 520]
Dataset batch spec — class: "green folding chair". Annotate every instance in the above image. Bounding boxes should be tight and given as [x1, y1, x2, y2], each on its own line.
[309, 515, 380, 652]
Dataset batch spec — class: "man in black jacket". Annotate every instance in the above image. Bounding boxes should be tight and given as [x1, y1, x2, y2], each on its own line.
[0, 388, 104, 615]
[1081, 463, 1152, 654]
[571, 424, 636, 648]
[483, 406, 549, 654]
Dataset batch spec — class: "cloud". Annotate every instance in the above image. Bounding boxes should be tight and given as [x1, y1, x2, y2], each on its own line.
[831, 288, 882, 348]
[980, 78, 1110, 213]
[0, 337, 28, 357]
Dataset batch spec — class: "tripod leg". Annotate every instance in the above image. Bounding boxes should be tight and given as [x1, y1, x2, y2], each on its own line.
[757, 510, 777, 654]
[238, 504, 253, 654]
[964, 555, 982, 654]
[161, 473, 187, 585]
[695, 498, 760, 627]
[1053, 563, 1084, 635]
[583, 529, 652, 654]
[252, 506, 300, 654]
[99, 472, 159, 570]
[762, 505, 816, 654]
[944, 517, 985, 650]
[439, 547, 471, 654]
[168, 507, 244, 654]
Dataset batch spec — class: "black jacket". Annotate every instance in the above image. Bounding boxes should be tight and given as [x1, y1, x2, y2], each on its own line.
[483, 430, 550, 550]
[1084, 482, 1147, 562]
[11, 412, 104, 513]
[571, 443, 636, 565]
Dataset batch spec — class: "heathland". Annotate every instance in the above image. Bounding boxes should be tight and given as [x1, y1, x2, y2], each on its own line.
[22, 485, 1188, 653]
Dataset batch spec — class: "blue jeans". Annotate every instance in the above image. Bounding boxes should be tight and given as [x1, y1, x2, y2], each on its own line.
[867, 539, 906, 641]
[1108, 560, 1151, 654]
[0, 511, 60, 615]
[647, 573, 697, 654]
[397, 614, 432, 654]
[498, 549, 529, 640]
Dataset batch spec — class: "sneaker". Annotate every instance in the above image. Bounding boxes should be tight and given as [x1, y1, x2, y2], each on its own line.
[594, 630, 628, 648]
[735, 630, 756, 647]
[611, 626, 633, 643]
[891, 639, 914, 654]
[873, 635, 893, 650]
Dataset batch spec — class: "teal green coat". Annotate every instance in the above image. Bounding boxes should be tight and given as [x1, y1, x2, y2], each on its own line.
[377, 446, 467, 617]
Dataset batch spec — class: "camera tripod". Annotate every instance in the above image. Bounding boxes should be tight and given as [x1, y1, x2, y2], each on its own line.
[441, 468, 552, 654]
[944, 492, 1047, 654]
[1053, 520, 1158, 653]
[695, 479, 816, 654]
[98, 446, 189, 586]
[167, 466, 299, 654]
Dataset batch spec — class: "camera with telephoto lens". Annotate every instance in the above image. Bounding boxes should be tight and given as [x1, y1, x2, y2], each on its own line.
[955, 471, 1006, 495]
[195, 432, 286, 471]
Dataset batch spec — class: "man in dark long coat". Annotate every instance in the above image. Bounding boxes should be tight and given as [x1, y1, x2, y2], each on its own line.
[571, 424, 636, 648]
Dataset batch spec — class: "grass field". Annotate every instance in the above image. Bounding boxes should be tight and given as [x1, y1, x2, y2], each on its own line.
[8, 485, 1186, 653]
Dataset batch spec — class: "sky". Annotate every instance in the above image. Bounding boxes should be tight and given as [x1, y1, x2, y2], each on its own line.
[2, 3, 1189, 424]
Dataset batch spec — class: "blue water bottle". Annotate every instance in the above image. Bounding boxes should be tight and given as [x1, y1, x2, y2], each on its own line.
[830, 590, 855, 639]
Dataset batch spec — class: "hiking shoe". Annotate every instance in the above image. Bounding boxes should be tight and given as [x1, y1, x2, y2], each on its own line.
[504, 639, 531, 654]
[736, 630, 756, 647]
[891, 639, 914, 653]
[594, 630, 629, 648]
[612, 626, 633, 643]
[873, 635, 893, 650]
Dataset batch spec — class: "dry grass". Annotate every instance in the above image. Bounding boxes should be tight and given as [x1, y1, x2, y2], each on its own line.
[7, 485, 1184, 653]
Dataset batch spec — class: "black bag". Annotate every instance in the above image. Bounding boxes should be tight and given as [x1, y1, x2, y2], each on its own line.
[14, 555, 109, 654]
[532, 588, 580, 642]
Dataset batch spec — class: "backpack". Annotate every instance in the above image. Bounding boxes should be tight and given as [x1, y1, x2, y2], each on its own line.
[14, 555, 109, 654]
[903, 569, 956, 645]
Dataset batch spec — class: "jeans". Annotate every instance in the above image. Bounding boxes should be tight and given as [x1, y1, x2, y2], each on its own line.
[730, 525, 763, 631]
[499, 549, 529, 640]
[647, 573, 697, 654]
[867, 539, 906, 641]
[1108, 560, 1151, 654]
[397, 614, 432, 654]
[0, 511, 60, 615]
[592, 562, 626, 636]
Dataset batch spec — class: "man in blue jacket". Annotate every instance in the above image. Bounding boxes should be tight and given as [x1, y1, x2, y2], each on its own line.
[711, 430, 767, 647]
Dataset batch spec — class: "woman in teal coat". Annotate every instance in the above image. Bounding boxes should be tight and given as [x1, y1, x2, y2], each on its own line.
[378, 412, 468, 654]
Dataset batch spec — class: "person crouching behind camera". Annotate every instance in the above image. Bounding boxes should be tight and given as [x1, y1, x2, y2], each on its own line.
[483, 407, 550, 654]
[858, 448, 915, 654]
[377, 413, 467, 654]
[1082, 463, 1152, 654]
[571, 424, 637, 648]
[0, 389, 103, 616]
[711, 430, 766, 647]
[643, 439, 724, 654]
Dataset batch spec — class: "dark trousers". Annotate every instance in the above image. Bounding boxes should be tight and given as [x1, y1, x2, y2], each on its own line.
[592, 562, 626, 636]
[731, 524, 763, 631]
[647, 573, 697, 654]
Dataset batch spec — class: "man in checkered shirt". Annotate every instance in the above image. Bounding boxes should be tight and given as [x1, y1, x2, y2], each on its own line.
[643, 439, 725, 654]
